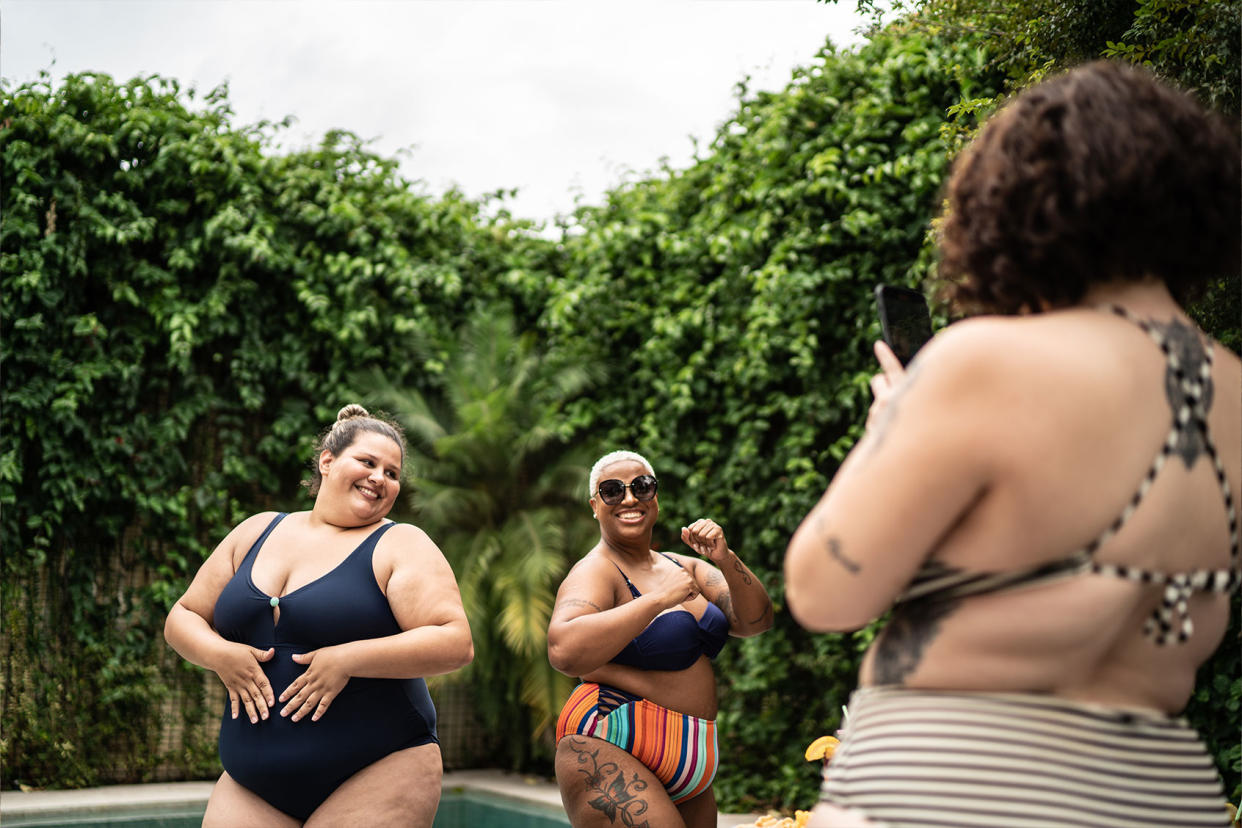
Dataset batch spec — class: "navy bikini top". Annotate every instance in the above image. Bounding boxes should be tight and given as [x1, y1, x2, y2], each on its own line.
[609, 554, 730, 671]
[895, 306, 1240, 646]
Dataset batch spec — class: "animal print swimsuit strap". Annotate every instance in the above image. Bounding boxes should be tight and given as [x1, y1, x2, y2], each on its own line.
[1088, 305, 1241, 645]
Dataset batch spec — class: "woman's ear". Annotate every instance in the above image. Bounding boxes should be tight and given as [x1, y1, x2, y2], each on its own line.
[588, 496, 598, 520]
[318, 449, 335, 477]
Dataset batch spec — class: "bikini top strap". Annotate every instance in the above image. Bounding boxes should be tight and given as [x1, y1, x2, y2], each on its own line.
[611, 562, 642, 598]
[1089, 305, 1241, 645]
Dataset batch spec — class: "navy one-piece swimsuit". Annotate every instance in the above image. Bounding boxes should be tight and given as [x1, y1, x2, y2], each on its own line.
[213, 513, 438, 820]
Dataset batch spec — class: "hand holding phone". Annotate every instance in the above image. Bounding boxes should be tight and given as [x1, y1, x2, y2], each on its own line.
[874, 284, 933, 367]
[867, 340, 906, 432]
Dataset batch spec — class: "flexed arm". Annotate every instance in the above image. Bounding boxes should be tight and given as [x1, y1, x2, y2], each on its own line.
[547, 556, 696, 677]
[681, 519, 773, 637]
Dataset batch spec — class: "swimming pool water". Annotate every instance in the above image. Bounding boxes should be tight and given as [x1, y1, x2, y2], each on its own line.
[436, 790, 569, 827]
[3, 790, 570, 828]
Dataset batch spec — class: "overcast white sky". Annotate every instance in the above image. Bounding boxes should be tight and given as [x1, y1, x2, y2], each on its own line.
[2, 0, 873, 224]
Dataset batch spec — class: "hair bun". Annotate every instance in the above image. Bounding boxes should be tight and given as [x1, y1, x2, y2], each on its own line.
[337, 404, 370, 422]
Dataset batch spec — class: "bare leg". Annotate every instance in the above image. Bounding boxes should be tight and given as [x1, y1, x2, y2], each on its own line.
[674, 787, 716, 828]
[306, 742, 443, 828]
[556, 735, 686, 828]
[203, 772, 302, 828]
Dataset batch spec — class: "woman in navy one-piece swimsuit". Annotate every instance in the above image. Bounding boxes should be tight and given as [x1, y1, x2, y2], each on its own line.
[165, 405, 473, 827]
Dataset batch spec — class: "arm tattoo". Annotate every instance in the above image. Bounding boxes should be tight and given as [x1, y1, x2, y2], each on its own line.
[563, 737, 651, 827]
[1154, 317, 1213, 468]
[826, 536, 861, 575]
[871, 597, 958, 685]
[703, 569, 724, 588]
[731, 559, 753, 585]
[748, 602, 773, 626]
[713, 592, 737, 626]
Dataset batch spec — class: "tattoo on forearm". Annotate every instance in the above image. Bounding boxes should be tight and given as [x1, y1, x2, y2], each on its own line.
[748, 601, 773, 626]
[564, 737, 651, 827]
[557, 598, 603, 614]
[731, 559, 753, 585]
[826, 537, 861, 575]
[872, 597, 958, 685]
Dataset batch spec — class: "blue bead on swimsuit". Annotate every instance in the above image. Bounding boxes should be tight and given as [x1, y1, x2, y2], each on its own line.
[212, 513, 438, 820]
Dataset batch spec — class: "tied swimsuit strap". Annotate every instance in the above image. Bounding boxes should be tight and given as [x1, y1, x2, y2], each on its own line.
[1091, 305, 1240, 644]
[896, 306, 1240, 646]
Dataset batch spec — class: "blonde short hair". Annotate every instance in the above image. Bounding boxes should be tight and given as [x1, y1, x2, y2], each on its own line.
[588, 450, 655, 499]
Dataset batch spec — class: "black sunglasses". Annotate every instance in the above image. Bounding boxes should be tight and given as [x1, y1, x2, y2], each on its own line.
[596, 475, 658, 506]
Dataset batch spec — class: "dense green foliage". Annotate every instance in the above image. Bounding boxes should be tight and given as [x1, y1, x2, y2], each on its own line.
[378, 312, 600, 766]
[0, 71, 549, 785]
[3, 0, 1239, 811]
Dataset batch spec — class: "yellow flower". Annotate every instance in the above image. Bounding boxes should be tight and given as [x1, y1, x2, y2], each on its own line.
[804, 734, 840, 762]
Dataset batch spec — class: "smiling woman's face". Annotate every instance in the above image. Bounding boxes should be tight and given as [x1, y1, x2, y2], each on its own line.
[590, 458, 658, 539]
[318, 430, 403, 522]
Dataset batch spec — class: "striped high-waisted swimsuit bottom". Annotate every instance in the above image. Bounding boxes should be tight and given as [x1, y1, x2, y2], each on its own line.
[819, 687, 1228, 827]
[555, 682, 717, 803]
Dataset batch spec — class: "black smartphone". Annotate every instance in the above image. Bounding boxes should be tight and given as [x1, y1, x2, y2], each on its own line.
[874, 284, 934, 366]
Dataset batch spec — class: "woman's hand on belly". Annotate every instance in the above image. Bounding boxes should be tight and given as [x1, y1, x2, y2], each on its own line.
[212, 642, 276, 724]
[581, 658, 718, 719]
[280, 645, 351, 722]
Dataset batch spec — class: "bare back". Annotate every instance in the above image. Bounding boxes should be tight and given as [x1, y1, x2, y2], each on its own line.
[858, 306, 1240, 712]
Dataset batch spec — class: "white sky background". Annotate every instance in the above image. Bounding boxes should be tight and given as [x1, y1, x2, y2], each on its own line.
[2, 0, 873, 225]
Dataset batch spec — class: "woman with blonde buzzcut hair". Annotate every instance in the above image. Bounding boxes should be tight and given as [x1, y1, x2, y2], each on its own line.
[548, 450, 774, 828]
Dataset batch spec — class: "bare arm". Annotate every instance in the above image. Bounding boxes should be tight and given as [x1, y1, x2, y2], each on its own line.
[163, 512, 280, 723]
[546, 555, 694, 677]
[784, 329, 996, 632]
[679, 519, 773, 637]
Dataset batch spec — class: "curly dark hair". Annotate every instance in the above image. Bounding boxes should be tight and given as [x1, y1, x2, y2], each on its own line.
[938, 60, 1241, 315]
[302, 404, 407, 496]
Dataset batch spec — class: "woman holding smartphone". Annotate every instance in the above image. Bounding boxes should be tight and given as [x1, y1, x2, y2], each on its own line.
[548, 450, 773, 828]
[785, 61, 1239, 827]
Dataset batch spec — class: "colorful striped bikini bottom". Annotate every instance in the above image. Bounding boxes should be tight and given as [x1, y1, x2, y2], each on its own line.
[820, 687, 1228, 827]
[555, 682, 717, 803]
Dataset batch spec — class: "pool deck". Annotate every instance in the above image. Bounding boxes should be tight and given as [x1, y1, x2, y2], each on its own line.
[0, 770, 765, 826]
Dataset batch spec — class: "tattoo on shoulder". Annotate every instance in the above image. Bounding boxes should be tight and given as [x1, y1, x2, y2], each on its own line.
[826, 537, 861, 575]
[1153, 317, 1213, 468]
[564, 737, 651, 827]
[872, 597, 958, 685]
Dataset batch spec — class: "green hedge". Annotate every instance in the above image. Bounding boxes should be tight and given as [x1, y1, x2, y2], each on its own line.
[0, 71, 548, 786]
